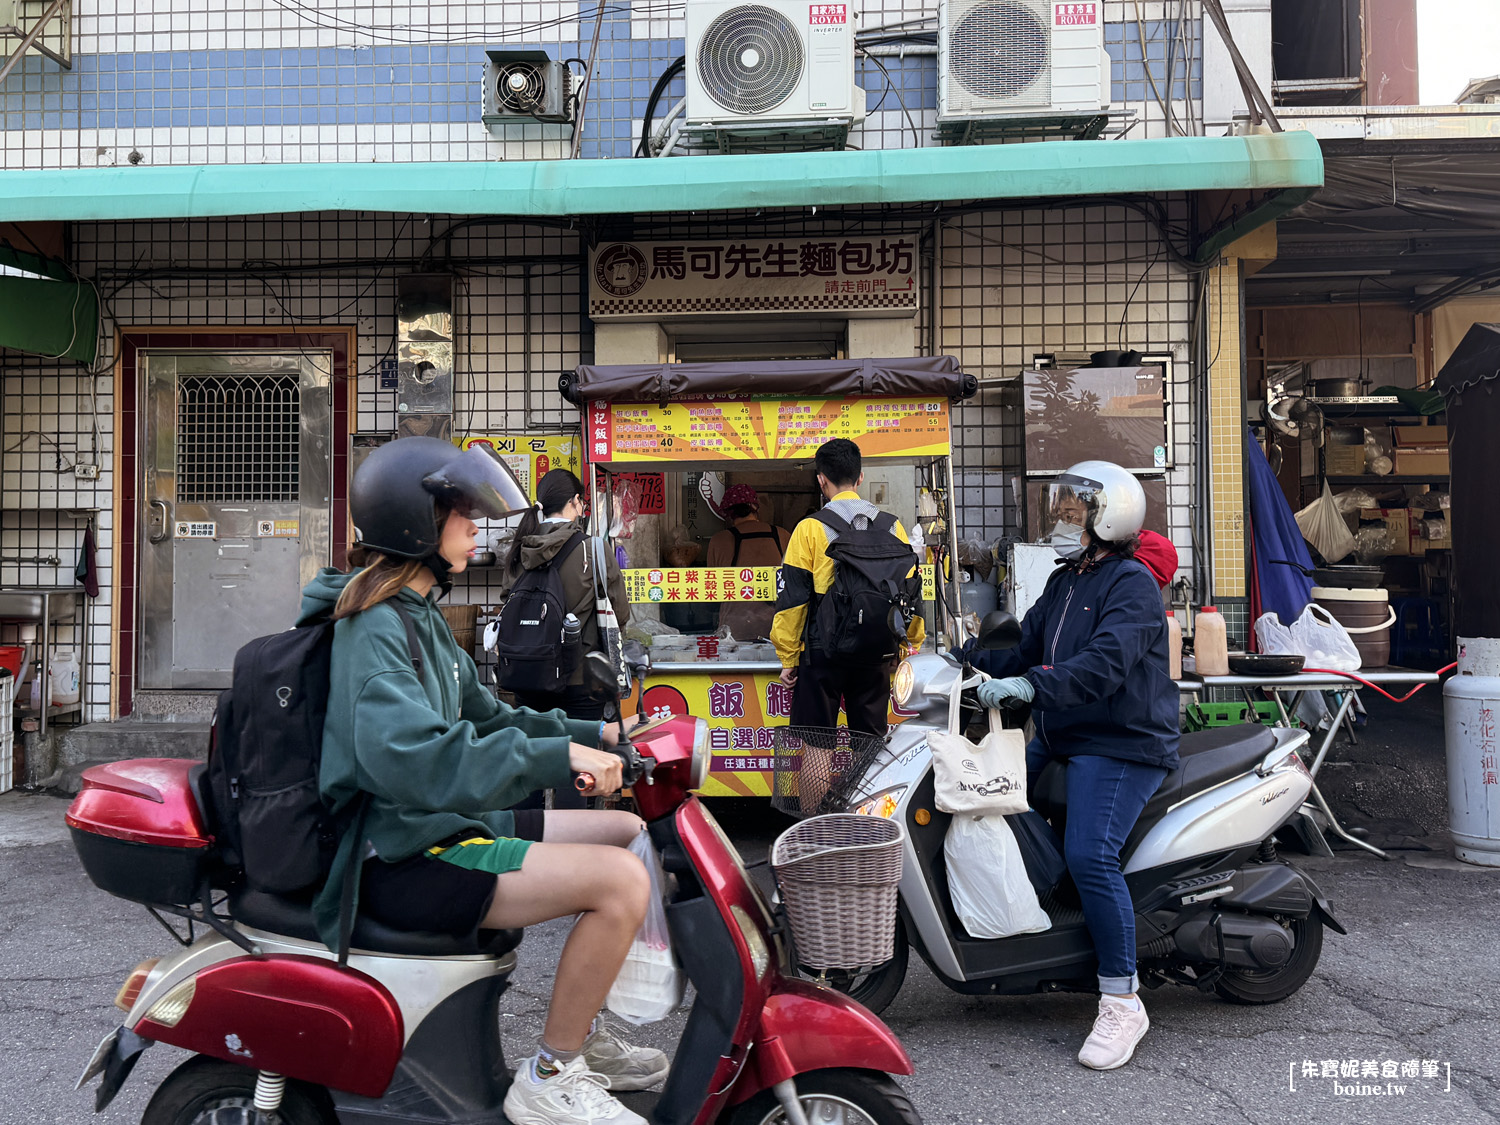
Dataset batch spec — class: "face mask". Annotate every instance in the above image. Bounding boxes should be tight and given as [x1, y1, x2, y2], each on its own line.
[1047, 521, 1085, 560]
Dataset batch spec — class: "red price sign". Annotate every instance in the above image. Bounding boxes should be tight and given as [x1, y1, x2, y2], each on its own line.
[615, 472, 666, 514]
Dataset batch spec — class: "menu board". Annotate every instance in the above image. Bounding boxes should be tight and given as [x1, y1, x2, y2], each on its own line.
[623, 565, 938, 604]
[585, 397, 950, 464]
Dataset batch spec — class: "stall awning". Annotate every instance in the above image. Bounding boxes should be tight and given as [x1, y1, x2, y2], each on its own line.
[566, 356, 975, 404]
[0, 132, 1322, 228]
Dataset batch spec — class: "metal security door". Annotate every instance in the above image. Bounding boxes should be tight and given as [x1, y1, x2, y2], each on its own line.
[140, 351, 332, 689]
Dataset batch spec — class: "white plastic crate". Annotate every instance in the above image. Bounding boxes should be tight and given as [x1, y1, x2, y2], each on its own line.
[0, 674, 13, 794]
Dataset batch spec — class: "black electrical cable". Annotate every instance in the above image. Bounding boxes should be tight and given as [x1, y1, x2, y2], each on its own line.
[636, 55, 685, 158]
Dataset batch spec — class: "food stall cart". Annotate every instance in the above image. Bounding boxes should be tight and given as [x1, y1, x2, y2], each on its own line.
[566, 358, 977, 798]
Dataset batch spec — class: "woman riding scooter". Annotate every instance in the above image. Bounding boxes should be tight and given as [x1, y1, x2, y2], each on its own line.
[305, 436, 664, 1125]
[966, 460, 1180, 1072]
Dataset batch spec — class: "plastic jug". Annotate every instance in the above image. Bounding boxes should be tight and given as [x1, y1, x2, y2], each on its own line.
[1167, 614, 1183, 680]
[51, 648, 81, 707]
[1194, 607, 1230, 677]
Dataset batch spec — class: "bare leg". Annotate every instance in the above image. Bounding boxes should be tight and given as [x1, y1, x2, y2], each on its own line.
[480, 841, 649, 1051]
[542, 808, 644, 847]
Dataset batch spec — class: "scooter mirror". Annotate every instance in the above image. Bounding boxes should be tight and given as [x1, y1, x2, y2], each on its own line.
[582, 651, 617, 695]
[977, 610, 1022, 651]
[887, 606, 907, 641]
[623, 638, 652, 681]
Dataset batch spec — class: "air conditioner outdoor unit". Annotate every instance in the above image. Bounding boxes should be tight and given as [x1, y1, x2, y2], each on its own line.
[481, 48, 573, 127]
[937, 0, 1107, 121]
[685, 1, 864, 128]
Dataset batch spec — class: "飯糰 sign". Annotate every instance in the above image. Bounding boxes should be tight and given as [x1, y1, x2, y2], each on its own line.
[589, 237, 920, 319]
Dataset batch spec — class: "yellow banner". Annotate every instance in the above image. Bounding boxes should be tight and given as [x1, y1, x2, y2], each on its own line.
[460, 435, 581, 501]
[624, 565, 937, 603]
[625, 669, 907, 799]
[587, 397, 950, 464]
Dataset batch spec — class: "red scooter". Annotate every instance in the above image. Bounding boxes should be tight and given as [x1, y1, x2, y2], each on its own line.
[68, 711, 920, 1125]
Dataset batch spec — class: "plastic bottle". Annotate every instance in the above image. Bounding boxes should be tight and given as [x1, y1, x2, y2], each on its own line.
[1194, 606, 1230, 677]
[561, 613, 582, 649]
[1167, 614, 1183, 680]
[27, 660, 43, 712]
[51, 648, 81, 707]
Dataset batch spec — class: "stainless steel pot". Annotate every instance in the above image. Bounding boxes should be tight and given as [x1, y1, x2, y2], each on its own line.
[1312, 377, 1363, 398]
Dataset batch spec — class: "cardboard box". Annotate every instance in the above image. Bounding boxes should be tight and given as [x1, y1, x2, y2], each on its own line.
[1392, 425, 1447, 449]
[1394, 449, 1450, 476]
[1416, 511, 1452, 550]
[1325, 444, 1366, 475]
[1361, 507, 1416, 556]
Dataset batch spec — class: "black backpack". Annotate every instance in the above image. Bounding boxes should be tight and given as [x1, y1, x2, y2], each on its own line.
[494, 532, 585, 694]
[205, 600, 424, 895]
[810, 509, 920, 663]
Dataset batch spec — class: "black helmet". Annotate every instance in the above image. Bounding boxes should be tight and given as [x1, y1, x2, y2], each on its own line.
[351, 437, 528, 560]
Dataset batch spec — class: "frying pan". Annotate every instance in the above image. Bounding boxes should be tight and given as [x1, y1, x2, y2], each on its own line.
[1228, 653, 1305, 676]
[1272, 559, 1385, 589]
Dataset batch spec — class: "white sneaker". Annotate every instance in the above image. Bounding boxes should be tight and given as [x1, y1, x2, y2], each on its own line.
[504, 1055, 647, 1125]
[1077, 994, 1150, 1070]
[582, 1020, 670, 1091]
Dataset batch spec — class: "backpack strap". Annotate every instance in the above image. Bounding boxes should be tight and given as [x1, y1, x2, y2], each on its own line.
[554, 531, 586, 569]
[389, 600, 425, 685]
[729, 527, 780, 565]
[812, 509, 854, 537]
[729, 527, 742, 565]
[871, 510, 898, 535]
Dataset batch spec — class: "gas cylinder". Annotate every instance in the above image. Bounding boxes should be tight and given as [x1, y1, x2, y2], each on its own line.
[1444, 636, 1500, 867]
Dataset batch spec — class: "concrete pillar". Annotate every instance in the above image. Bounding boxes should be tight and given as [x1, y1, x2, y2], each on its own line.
[594, 322, 667, 364]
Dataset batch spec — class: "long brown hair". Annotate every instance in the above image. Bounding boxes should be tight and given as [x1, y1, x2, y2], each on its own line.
[333, 508, 449, 620]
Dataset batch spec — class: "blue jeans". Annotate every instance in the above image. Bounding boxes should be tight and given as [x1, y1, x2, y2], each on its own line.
[1026, 739, 1167, 994]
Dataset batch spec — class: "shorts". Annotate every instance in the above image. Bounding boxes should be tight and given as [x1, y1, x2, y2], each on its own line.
[358, 809, 546, 940]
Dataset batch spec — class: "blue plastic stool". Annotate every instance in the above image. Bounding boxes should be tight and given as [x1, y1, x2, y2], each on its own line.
[1392, 597, 1444, 666]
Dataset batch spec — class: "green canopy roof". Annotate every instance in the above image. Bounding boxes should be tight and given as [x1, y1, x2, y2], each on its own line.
[0, 132, 1322, 226]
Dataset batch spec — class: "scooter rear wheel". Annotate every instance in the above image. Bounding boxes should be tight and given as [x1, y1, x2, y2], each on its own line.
[142, 1055, 338, 1125]
[801, 923, 909, 1016]
[1212, 914, 1325, 1005]
[727, 1068, 922, 1125]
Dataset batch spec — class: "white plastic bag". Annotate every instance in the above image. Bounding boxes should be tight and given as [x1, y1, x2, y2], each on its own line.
[943, 815, 1051, 939]
[931, 680, 1028, 816]
[1295, 482, 1356, 565]
[1254, 604, 1362, 672]
[605, 832, 684, 1025]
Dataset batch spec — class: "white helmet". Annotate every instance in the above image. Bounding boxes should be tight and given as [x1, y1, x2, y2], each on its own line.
[1045, 461, 1147, 549]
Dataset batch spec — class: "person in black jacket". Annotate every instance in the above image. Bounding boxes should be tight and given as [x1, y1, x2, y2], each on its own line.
[968, 460, 1179, 1072]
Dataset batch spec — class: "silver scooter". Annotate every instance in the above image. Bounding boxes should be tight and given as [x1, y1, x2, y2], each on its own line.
[822, 611, 1345, 1016]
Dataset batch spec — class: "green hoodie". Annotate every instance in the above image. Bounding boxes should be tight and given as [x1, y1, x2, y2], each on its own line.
[301, 567, 602, 951]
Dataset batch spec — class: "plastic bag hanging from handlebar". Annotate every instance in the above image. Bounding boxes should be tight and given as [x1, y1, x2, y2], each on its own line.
[605, 831, 684, 1025]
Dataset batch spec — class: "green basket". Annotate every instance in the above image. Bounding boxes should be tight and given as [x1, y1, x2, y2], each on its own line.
[1183, 700, 1299, 732]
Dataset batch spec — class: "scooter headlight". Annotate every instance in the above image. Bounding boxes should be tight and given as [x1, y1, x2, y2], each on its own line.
[689, 717, 711, 790]
[892, 660, 916, 707]
[855, 786, 908, 819]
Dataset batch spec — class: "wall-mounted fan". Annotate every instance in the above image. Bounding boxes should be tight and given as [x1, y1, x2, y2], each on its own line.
[1261, 393, 1324, 473]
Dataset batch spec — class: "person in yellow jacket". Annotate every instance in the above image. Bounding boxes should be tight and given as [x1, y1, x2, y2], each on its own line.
[771, 438, 925, 741]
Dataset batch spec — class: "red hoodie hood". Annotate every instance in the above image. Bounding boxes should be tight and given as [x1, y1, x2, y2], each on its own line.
[1136, 531, 1178, 590]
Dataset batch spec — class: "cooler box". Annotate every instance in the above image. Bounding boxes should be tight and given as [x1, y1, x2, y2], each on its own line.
[66, 759, 217, 906]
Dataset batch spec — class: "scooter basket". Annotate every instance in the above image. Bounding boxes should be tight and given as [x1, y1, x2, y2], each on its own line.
[771, 814, 905, 970]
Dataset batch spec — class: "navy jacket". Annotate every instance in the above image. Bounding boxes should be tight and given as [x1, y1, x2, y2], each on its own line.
[970, 553, 1180, 771]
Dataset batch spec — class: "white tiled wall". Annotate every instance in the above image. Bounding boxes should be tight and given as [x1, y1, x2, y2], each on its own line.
[0, 200, 1204, 718]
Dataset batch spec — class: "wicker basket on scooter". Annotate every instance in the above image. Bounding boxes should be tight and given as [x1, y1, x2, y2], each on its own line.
[770, 814, 905, 970]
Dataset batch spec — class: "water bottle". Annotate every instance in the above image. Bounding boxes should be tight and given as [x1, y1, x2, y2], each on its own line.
[561, 613, 582, 649]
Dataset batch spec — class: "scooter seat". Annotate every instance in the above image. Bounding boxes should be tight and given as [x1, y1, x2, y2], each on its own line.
[230, 887, 524, 958]
[1033, 724, 1279, 829]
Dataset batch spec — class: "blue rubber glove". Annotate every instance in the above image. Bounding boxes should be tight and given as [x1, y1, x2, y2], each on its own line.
[976, 675, 1035, 709]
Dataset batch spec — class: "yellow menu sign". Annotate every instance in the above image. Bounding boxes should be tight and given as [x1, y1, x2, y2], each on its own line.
[460, 435, 581, 501]
[624, 565, 937, 604]
[585, 397, 950, 464]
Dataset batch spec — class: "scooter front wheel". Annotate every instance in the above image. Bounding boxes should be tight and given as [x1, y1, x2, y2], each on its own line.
[800, 922, 908, 1016]
[142, 1055, 338, 1125]
[727, 1068, 922, 1125]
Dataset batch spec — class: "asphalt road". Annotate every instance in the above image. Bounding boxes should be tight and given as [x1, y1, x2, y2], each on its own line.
[3, 764, 1497, 1125]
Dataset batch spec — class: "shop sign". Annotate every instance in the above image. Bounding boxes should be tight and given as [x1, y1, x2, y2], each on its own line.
[629, 671, 904, 798]
[612, 471, 666, 514]
[460, 434, 581, 502]
[624, 564, 937, 603]
[588, 237, 920, 319]
[586, 397, 950, 463]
